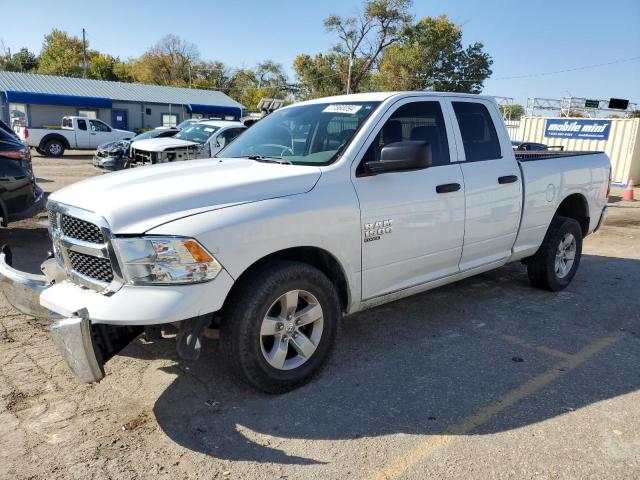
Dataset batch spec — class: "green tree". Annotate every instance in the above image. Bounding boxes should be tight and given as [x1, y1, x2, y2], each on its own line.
[132, 35, 200, 86]
[293, 53, 345, 100]
[294, 0, 413, 97]
[500, 104, 525, 120]
[37, 29, 85, 77]
[373, 16, 493, 93]
[226, 61, 290, 111]
[1, 47, 39, 72]
[87, 52, 123, 81]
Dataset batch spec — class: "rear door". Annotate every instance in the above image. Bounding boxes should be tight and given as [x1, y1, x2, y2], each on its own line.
[353, 98, 465, 299]
[449, 99, 522, 271]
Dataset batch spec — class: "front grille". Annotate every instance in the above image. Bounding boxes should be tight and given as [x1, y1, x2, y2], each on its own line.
[61, 214, 104, 243]
[131, 148, 155, 166]
[67, 250, 114, 283]
[48, 210, 58, 231]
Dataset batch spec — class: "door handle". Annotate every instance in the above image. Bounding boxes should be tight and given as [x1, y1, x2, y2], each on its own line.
[498, 175, 518, 184]
[90, 133, 96, 135]
[436, 183, 461, 194]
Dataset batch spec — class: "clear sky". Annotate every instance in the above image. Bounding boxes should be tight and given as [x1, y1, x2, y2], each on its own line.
[1, 0, 639, 105]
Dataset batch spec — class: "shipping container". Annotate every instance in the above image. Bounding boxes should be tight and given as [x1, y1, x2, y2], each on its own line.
[516, 117, 640, 184]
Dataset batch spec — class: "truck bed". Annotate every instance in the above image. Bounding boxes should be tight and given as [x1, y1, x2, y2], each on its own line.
[515, 150, 604, 162]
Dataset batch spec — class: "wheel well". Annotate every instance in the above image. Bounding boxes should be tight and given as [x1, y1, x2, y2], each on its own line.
[555, 193, 589, 236]
[40, 134, 70, 150]
[225, 247, 350, 313]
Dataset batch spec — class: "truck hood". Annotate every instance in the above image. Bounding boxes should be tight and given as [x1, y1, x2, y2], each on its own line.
[48, 158, 322, 233]
[130, 137, 199, 152]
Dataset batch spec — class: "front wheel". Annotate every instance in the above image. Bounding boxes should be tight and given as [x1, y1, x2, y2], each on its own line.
[527, 216, 583, 291]
[220, 261, 340, 393]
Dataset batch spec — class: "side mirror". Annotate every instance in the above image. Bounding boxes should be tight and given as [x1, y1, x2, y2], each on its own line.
[364, 141, 432, 175]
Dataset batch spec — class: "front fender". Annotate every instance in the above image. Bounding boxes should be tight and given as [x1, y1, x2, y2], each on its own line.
[146, 184, 362, 313]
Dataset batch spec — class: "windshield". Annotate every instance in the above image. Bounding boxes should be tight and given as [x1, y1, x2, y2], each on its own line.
[133, 130, 162, 141]
[175, 124, 220, 143]
[220, 101, 380, 165]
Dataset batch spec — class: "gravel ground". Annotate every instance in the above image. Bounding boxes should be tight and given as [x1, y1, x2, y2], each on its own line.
[0, 153, 638, 480]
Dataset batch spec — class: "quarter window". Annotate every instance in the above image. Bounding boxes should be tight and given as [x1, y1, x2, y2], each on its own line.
[363, 101, 451, 168]
[77, 119, 87, 131]
[452, 102, 501, 161]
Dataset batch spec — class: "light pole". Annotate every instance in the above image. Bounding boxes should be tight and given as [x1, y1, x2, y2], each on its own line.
[82, 28, 88, 79]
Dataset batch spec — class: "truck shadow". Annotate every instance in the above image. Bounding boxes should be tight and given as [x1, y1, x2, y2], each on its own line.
[145, 254, 640, 465]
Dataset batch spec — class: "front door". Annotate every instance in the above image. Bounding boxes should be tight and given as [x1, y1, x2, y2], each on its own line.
[449, 99, 522, 271]
[353, 99, 465, 299]
[111, 109, 128, 131]
[88, 119, 114, 148]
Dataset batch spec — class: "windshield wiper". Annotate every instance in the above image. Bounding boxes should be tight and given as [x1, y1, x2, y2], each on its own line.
[246, 155, 292, 164]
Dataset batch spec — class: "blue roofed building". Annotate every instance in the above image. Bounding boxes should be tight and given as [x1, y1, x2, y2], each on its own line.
[0, 71, 246, 132]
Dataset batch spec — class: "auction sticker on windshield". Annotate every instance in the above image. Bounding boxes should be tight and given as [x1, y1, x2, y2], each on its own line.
[323, 104, 362, 114]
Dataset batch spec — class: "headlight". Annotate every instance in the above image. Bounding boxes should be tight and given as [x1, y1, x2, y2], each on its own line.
[114, 237, 222, 285]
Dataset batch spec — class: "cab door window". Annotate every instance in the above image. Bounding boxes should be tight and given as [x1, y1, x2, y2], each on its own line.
[89, 120, 111, 132]
[452, 102, 501, 161]
[361, 101, 450, 171]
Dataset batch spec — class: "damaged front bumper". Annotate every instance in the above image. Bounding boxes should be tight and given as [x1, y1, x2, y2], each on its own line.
[0, 246, 135, 383]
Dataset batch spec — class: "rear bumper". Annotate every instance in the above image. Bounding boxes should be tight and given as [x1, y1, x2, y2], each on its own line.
[594, 205, 608, 233]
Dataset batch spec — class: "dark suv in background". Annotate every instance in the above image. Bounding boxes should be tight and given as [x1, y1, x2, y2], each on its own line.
[0, 120, 45, 225]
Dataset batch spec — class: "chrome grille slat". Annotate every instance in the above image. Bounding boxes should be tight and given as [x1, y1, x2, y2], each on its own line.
[61, 214, 104, 243]
[67, 251, 114, 283]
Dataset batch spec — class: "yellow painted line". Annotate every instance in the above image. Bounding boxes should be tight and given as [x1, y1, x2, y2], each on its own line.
[499, 334, 573, 360]
[363, 333, 622, 480]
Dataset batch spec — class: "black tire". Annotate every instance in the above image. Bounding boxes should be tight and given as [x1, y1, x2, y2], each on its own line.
[527, 216, 583, 291]
[35, 147, 45, 156]
[42, 139, 65, 157]
[220, 261, 340, 394]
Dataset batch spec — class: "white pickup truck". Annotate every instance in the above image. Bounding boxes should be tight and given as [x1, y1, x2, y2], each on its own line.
[17, 116, 135, 157]
[0, 92, 609, 393]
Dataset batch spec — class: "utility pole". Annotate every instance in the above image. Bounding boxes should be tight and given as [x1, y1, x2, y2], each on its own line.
[188, 62, 192, 88]
[346, 53, 353, 94]
[82, 28, 88, 78]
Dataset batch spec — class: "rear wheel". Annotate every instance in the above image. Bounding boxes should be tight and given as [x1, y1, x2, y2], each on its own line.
[220, 261, 340, 393]
[42, 139, 65, 157]
[527, 216, 583, 291]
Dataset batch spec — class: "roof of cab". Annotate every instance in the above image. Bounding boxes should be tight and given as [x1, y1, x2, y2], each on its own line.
[196, 120, 245, 129]
[292, 91, 493, 107]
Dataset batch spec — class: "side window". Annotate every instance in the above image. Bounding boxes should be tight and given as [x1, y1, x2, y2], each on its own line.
[77, 119, 87, 131]
[362, 101, 450, 168]
[218, 128, 244, 147]
[452, 102, 501, 161]
[89, 120, 111, 132]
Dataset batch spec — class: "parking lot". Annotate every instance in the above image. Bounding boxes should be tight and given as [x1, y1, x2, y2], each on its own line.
[0, 154, 638, 480]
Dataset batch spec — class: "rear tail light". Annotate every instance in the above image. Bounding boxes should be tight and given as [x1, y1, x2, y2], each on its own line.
[23, 128, 29, 139]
